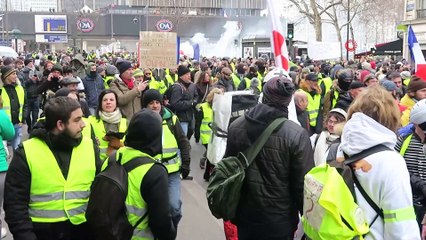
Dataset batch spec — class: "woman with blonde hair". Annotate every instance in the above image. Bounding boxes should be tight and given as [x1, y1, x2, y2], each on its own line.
[338, 85, 419, 239]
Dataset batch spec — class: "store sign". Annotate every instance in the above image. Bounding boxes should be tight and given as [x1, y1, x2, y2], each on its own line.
[156, 19, 173, 32]
[35, 34, 68, 43]
[35, 15, 67, 34]
[77, 18, 95, 32]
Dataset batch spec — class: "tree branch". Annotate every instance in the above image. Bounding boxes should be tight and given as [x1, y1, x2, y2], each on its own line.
[318, 0, 343, 15]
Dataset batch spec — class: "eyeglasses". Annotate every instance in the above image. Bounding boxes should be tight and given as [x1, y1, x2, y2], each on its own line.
[223, 73, 231, 77]
[327, 119, 339, 125]
[144, 72, 151, 75]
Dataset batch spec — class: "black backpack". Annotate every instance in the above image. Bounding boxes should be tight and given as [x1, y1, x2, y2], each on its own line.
[86, 152, 153, 240]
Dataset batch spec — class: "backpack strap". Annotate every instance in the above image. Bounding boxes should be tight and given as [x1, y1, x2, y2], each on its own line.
[122, 156, 154, 173]
[241, 117, 287, 168]
[344, 145, 390, 228]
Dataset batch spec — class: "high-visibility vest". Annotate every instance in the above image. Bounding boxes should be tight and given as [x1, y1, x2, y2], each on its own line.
[148, 77, 168, 95]
[1, 85, 24, 122]
[107, 147, 155, 240]
[244, 77, 262, 92]
[302, 90, 321, 128]
[103, 76, 115, 89]
[230, 62, 236, 73]
[257, 72, 264, 82]
[23, 137, 96, 224]
[81, 117, 93, 139]
[319, 77, 333, 96]
[154, 115, 181, 174]
[399, 134, 413, 156]
[164, 74, 177, 88]
[88, 116, 127, 161]
[231, 73, 241, 90]
[199, 103, 213, 145]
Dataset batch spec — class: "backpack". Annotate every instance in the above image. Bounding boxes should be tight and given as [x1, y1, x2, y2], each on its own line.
[86, 152, 152, 240]
[206, 117, 286, 220]
[302, 144, 389, 240]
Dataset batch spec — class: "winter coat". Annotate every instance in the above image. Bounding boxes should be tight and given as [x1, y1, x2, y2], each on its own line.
[82, 73, 105, 109]
[0, 109, 14, 172]
[225, 104, 314, 238]
[169, 80, 198, 122]
[109, 76, 141, 120]
[339, 112, 420, 239]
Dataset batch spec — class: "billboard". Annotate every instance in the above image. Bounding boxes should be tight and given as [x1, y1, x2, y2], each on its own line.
[35, 15, 67, 33]
[139, 31, 177, 69]
[35, 34, 68, 43]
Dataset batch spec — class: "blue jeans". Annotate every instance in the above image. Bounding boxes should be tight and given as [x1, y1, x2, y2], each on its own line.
[168, 171, 182, 229]
[11, 124, 22, 150]
[180, 122, 189, 136]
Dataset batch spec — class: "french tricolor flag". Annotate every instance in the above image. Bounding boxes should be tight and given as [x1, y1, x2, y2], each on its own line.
[408, 26, 426, 79]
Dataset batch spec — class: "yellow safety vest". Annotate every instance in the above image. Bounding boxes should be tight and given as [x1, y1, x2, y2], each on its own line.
[257, 72, 264, 82]
[1, 85, 24, 122]
[104, 147, 155, 240]
[88, 116, 127, 161]
[302, 90, 321, 128]
[319, 77, 333, 96]
[148, 77, 168, 95]
[399, 134, 413, 156]
[199, 103, 213, 145]
[23, 137, 96, 224]
[164, 74, 177, 88]
[244, 77, 262, 92]
[103, 76, 115, 89]
[231, 73, 241, 90]
[154, 115, 181, 174]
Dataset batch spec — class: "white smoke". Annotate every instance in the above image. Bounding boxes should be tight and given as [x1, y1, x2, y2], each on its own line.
[180, 21, 241, 58]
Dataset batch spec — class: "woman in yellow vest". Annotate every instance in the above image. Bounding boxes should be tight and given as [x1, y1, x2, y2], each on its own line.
[142, 89, 191, 231]
[199, 88, 222, 181]
[89, 90, 127, 161]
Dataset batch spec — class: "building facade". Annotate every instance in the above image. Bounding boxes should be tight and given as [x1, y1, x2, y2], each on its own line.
[403, 0, 426, 59]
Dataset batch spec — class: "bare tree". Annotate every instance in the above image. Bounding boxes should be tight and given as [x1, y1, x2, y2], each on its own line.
[288, 0, 342, 41]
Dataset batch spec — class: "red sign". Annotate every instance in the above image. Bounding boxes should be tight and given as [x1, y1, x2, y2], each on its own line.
[77, 18, 95, 33]
[345, 40, 358, 52]
[156, 19, 173, 32]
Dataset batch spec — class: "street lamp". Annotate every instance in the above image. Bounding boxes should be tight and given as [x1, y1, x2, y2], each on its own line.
[10, 28, 21, 52]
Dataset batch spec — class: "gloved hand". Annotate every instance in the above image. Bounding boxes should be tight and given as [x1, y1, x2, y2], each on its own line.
[181, 168, 190, 179]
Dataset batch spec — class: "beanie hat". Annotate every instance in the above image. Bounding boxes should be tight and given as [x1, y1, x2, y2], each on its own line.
[400, 71, 411, 80]
[117, 61, 132, 75]
[133, 68, 144, 78]
[330, 108, 348, 120]
[96, 66, 105, 74]
[178, 65, 191, 77]
[51, 63, 63, 73]
[105, 64, 118, 76]
[54, 87, 72, 98]
[408, 76, 426, 93]
[262, 74, 295, 111]
[360, 70, 371, 83]
[1, 66, 15, 82]
[349, 81, 365, 90]
[142, 89, 163, 108]
[380, 80, 397, 92]
[305, 72, 318, 82]
[337, 69, 354, 91]
[125, 109, 163, 157]
[3, 57, 13, 66]
[24, 58, 33, 66]
[410, 99, 426, 124]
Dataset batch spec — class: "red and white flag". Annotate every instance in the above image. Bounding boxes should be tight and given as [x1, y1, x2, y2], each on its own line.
[267, 0, 289, 71]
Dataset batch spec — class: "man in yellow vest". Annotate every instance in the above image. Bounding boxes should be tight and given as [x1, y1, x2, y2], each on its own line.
[0, 66, 25, 150]
[301, 73, 323, 134]
[142, 89, 191, 230]
[4, 97, 101, 240]
[110, 108, 176, 239]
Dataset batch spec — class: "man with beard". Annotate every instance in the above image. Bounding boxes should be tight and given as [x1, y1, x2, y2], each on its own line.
[4, 97, 101, 240]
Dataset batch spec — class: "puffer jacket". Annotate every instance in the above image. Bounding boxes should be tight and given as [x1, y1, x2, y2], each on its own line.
[82, 73, 105, 109]
[225, 104, 314, 238]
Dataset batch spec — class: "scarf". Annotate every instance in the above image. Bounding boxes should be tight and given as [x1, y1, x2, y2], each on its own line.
[313, 131, 340, 166]
[122, 78, 134, 90]
[99, 109, 122, 124]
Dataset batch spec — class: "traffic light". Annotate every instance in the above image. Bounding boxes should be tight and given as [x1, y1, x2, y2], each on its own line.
[287, 23, 294, 40]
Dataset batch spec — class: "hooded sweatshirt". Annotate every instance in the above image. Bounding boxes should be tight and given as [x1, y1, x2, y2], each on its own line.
[339, 113, 420, 240]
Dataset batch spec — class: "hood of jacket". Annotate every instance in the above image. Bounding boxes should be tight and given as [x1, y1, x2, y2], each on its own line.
[244, 104, 287, 142]
[162, 107, 173, 120]
[340, 112, 396, 156]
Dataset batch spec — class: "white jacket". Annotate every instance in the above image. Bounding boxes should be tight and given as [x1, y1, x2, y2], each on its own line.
[339, 112, 420, 240]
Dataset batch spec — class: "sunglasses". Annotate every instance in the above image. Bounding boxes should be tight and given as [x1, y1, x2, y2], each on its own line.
[144, 72, 151, 75]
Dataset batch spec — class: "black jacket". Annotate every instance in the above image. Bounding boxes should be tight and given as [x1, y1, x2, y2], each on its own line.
[169, 80, 198, 122]
[334, 92, 353, 112]
[4, 126, 102, 240]
[225, 104, 314, 238]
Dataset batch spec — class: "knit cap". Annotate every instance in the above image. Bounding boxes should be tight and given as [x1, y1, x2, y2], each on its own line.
[133, 68, 144, 78]
[408, 76, 426, 93]
[1, 66, 15, 82]
[142, 89, 163, 108]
